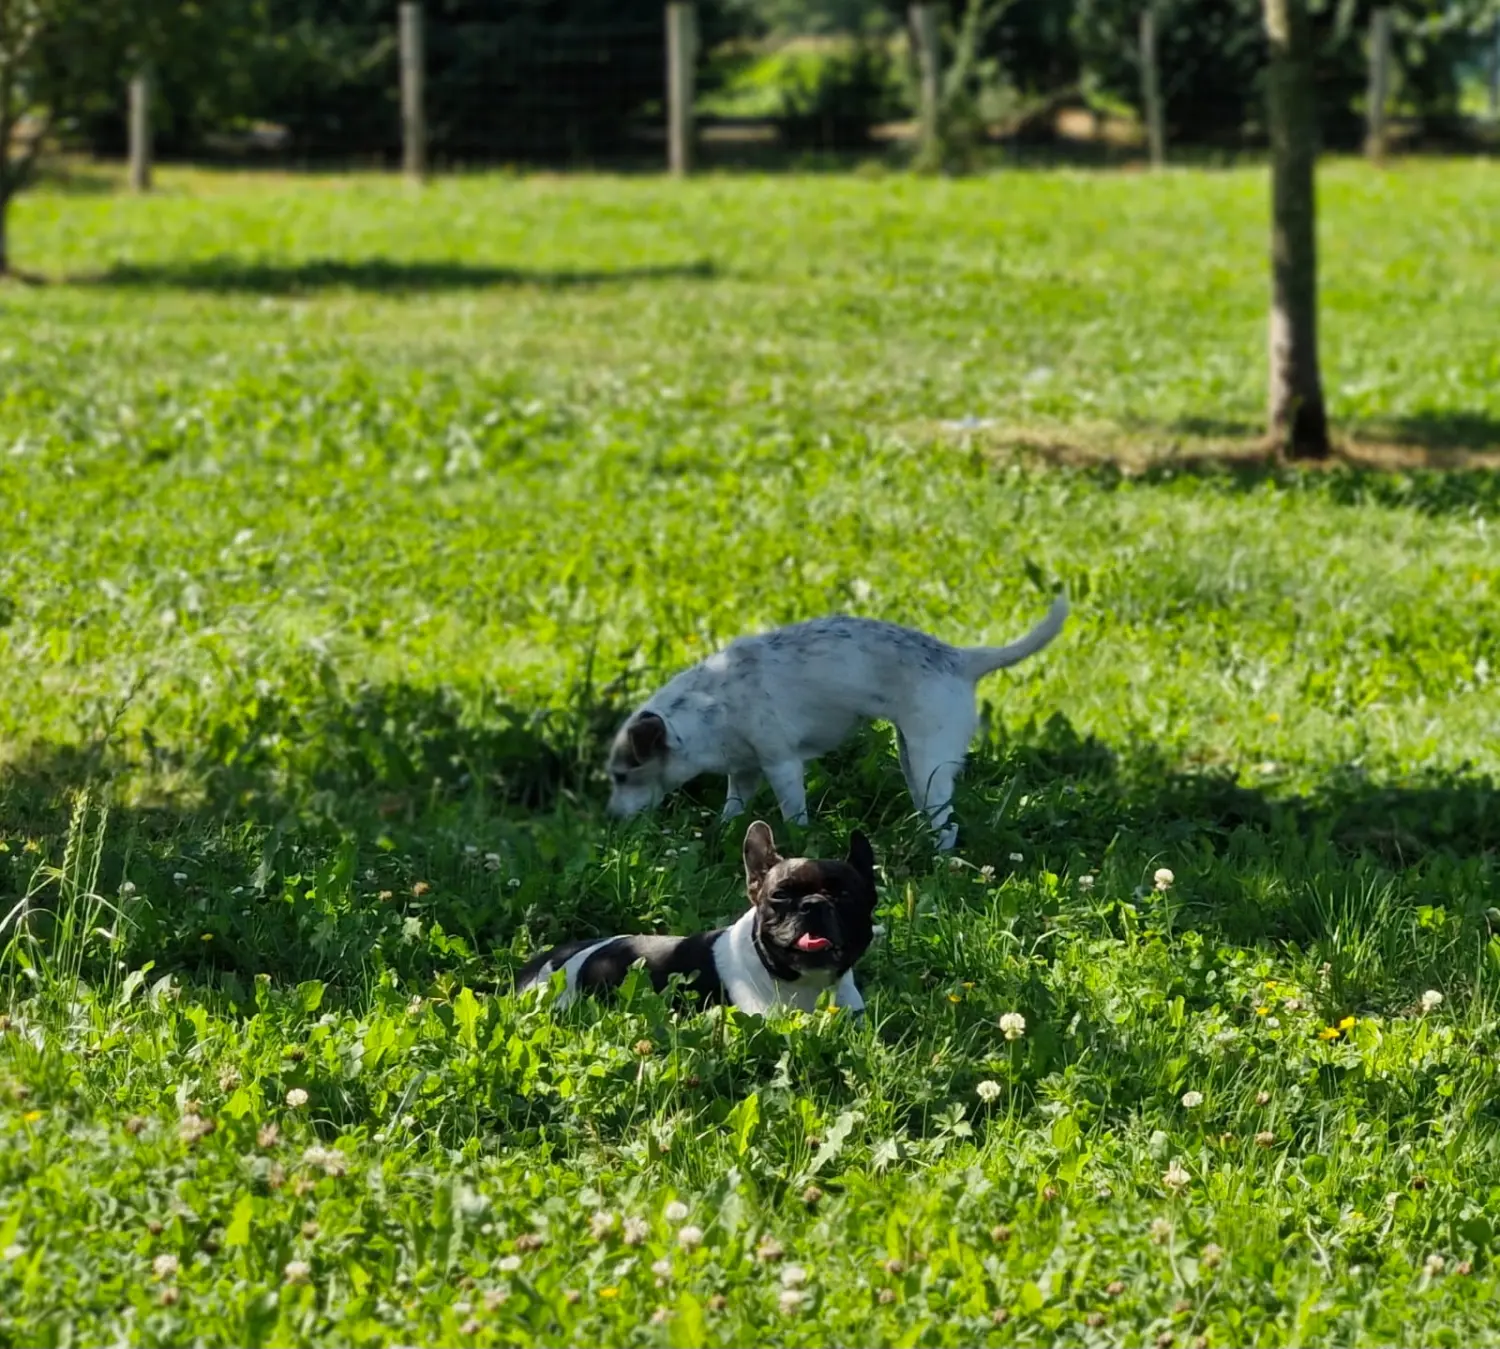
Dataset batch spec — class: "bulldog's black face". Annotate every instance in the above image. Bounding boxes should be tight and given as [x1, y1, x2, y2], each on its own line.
[742, 821, 878, 978]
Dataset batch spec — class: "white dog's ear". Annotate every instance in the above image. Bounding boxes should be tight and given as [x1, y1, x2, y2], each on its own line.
[626, 712, 668, 762]
[743, 820, 781, 895]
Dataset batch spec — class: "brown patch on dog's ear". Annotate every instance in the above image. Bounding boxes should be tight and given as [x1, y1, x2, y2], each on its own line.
[626, 712, 668, 762]
[743, 820, 781, 897]
[847, 831, 876, 898]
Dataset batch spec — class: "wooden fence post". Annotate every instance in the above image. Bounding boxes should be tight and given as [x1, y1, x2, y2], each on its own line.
[128, 67, 152, 193]
[1488, 18, 1499, 122]
[910, 4, 941, 166]
[1364, 6, 1391, 162]
[399, 2, 427, 181]
[1140, 4, 1165, 168]
[665, 2, 697, 176]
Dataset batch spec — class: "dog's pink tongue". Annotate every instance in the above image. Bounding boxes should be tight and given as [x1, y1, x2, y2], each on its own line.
[796, 933, 832, 952]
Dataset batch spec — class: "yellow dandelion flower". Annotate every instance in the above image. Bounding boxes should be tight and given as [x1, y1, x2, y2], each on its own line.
[599, 1287, 620, 1299]
[1266, 712, 1281, 723]
[948, 994, 962, 1004]
[22, 1110, 42, 1123]
[1318, 1026, 1341, 1041]
[1338, 1016, 1356, 1031]
[1255, 1006, 1270, 1016]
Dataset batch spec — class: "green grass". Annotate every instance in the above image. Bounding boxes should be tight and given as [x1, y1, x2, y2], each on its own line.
[3, 160, 1500, 1346]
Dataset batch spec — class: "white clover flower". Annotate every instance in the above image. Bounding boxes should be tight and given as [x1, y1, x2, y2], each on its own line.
[979, 865, 996, 883]
[1078, 873, 1095, 890]
[779, 1289, 805, 1314]
[1008, 852, 1024, 863]
[152, 1254, 179, 1280]
[285, 1088, 309, 1109]
[1162, 1160, 1190, 1190]
[664, 1200, 689, 1223]
[589, 1211, 616, 1240]
[120, 880, 137, 896]
[301, 1145, 347, 1177]
[622, 1217, 649, 1245]
[283, 1259, 311, 1285]
[1154, 868, 1175, 891]
[1424, 1253, 1445, 1277]
[651, 1258, 673, 1281]
[172, 872, 188, 883]
[497, 1254, 522, 1273]
[976, 1080, 1002, 1103]
[780, 1264, 808, 1288]
[1421, 989, 1444, 1013]
[999, 1012, 1027, 1041]
[2, 1244, 25, 1261]
[677, 1225, 704, 1249]
[1181, 1090, 1204, 1109]
[178, 1114, 214, 1144]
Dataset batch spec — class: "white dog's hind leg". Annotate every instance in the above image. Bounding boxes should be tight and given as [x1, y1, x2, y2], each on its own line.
[764, 760, 809, 825]
[897, 720, 972, 852]
[722, 769, 762, 821]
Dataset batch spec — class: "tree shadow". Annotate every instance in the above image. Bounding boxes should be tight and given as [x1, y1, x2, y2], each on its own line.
[985, 415, 1500, 518]
[1359, 411, 1500, 455]
[33, 163, 121, 196]
[0, 677, 640, 997]
[4, 676, 1499, 1009]
[980, 711, 1500, 942]
[71, 256, 718, 295]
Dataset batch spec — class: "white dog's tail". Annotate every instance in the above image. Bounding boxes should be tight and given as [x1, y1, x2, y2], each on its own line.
[959, 592, 1069, 680]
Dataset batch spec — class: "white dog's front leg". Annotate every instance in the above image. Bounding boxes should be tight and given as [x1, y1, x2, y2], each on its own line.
[832, 969, 865, 1013]
[722, 769, 762, 822]
[763, 760, 808, 825]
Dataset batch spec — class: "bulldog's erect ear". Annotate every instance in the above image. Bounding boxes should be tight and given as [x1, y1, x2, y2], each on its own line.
[743, 820, 781, 896]
[626, 711, 669, 762]
[847, 830, 877, 898]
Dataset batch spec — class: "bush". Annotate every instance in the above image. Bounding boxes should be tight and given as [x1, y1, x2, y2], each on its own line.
[775, 38, 907, 149]
[1070, 0, 1490, 149]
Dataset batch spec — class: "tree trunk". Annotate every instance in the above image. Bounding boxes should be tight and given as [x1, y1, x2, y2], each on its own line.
[910, 4, 941, 169]
[1140, 3, 1165, 168]
[1489, 18, 1499, 121]
[1263, 0, 1329, 460]
[128, 68, 153, 192]
[1364, 7, 1391, 162]
[399, 3, 426, 182]
[665, 2, 697, 177]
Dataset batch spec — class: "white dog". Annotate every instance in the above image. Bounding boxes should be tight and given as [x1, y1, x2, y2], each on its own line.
[605, 594, 1068, 849]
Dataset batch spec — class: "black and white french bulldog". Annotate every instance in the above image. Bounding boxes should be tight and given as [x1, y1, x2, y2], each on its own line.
[515, 821, 878, 1015]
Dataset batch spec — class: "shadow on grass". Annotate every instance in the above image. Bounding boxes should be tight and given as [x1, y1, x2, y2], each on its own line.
[33, 164, 121, 196]
[986, 413, 1500, 518]
[4, 679, 1499, 995]
[74, 256, 718, 295]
